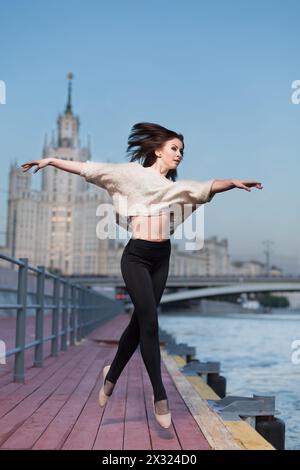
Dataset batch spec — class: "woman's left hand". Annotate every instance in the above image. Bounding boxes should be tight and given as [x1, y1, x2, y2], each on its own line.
[232, 180, 263, 192]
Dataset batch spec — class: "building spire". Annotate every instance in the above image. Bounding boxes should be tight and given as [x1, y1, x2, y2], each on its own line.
[65, 72, 74, 113]
[43, 132, 48, 155]
[51, 129, 56, 146]
[87, 133, 91, 158]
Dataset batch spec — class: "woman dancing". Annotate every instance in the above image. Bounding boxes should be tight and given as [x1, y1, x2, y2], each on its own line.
[21, 122, 263, 428]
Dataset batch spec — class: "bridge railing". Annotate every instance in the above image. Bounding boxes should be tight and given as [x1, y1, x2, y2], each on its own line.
[0, 254, 109, 383]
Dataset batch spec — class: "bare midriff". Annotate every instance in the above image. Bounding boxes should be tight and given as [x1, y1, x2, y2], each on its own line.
[130, 214, 171, 242]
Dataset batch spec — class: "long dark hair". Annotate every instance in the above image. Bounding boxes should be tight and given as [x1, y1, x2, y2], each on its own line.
[126, 122, 184, 181]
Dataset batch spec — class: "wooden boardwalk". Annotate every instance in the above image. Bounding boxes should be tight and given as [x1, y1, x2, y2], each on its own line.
[0, 312, 274, 450]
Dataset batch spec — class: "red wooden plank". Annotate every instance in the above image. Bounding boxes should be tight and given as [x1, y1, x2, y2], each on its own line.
[0, 347, 85, 421]
[160, 369, 211, 450]
[89, 313, 134, 343]
[62, 348, 118, 450]
[141, 360, 181, 450]
[0, 349, 63, 390]
[0, 344, 90, 446]
[31, 344, 102, 450]
[2, 343, 101, 449]
[93, 357, 129, 450]
[123, 352, 152, 450]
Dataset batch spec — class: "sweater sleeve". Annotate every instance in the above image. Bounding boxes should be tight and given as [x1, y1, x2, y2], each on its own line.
[177, 178, 216, 205]
[80, 161, 119, 189]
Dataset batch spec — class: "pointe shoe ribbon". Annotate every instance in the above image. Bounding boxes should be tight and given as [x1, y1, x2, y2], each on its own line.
[99, 365, 111, 407]
[151, 394, 172, 429]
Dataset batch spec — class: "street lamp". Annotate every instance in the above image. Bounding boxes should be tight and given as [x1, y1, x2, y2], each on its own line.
[262, 239, 274, 277]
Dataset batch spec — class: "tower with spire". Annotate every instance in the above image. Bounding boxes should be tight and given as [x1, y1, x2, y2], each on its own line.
[2, 74, 132, 276]
[41, 73, 91, 194]
[2, 74, 108, 276]
[56, 72, 80, 148]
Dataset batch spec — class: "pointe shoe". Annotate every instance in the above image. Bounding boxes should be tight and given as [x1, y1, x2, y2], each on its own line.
[98, 365, 111, 407]
[152, 394, 172, 429]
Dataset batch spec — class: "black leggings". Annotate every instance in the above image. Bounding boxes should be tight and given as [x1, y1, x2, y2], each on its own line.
[105, 237, 171, 402]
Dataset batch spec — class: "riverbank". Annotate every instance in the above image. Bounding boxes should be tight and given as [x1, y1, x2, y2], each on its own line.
[158, 307, 300, 450]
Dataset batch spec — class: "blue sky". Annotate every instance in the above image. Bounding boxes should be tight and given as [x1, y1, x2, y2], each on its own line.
[0, 0, 299, 273]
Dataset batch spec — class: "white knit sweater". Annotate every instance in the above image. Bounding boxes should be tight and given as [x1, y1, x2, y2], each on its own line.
[80, 160, 215, 235]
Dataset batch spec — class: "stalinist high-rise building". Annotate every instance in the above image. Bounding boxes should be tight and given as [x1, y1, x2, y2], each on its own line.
[2, 74, 119, 275]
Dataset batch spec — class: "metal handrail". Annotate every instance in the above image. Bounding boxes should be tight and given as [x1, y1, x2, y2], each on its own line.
[0, 254, 108, 382]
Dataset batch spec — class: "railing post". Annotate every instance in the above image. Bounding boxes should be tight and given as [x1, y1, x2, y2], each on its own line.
[84, 290, 89, 336]
[76, 288, 83, 343]
[92, 291, 95, 335]
[34, 265, 45, 367]
[80, 290, 85, 339]
[51, 277, 60, 356]
[70, 285, 76, 346]
[86, 290, 91, 336]
[14, 257, 28, 383]
[61, 282, 69, 351]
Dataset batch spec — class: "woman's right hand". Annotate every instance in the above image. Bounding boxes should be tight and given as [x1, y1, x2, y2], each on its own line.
[21, 158, 53, 174]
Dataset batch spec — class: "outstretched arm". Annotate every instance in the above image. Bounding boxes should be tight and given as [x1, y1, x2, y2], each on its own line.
[211, 179, 263, 195]
[21, 158, 117, 191]
[21, 157, 85, 175]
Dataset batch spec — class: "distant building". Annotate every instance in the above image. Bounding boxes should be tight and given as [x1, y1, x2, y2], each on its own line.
[230, 259, 283, 277]
[268, 265, 283, 277]
[231, 259, 265, 276]
[169, 236, 230, 276]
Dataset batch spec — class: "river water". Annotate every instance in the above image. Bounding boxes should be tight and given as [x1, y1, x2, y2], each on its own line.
[158, 308, 300, 450]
